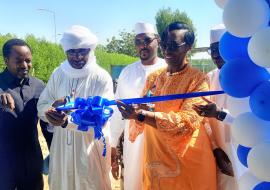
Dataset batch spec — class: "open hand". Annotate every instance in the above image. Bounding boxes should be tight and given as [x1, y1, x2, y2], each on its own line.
[192, 97, 221, 118]
[111, 147, 120, 180]
[45, 107, 68, 126]
[116, 100, 140, 120]
[0, 93, 15, 110]
[213, 148, 234, 176]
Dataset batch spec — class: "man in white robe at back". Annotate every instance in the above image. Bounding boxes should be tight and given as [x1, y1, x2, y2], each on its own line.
[194, 24, 247, 190]
[37, 25, 114, 190]
[110, 22, 166, 190]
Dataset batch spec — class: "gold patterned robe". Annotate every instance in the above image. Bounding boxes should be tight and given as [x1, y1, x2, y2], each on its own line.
[130, 65, 217, 190]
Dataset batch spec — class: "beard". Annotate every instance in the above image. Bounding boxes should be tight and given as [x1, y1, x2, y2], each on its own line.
[139, 48, 151, 60]
[69, 61, 87, 69]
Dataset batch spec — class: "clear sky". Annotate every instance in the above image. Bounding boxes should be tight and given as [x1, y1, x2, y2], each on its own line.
[0, 0, 223, 48]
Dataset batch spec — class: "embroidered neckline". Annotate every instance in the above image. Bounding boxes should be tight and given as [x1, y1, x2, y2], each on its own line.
[166, 64, 189, 76]
[68, 78, 80, 101]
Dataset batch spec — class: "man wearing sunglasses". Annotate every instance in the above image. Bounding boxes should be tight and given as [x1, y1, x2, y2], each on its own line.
[37, 25, 114, 190]
[110, 22, 165, 190]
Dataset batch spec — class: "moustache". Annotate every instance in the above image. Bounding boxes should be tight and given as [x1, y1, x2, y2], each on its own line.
[73, 61, 86, 65]
[140, 48, 149, 54]
[17, 69, 29, 72]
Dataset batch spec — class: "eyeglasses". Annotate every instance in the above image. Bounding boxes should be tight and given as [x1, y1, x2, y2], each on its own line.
[160, 41, 186, 52]
[208, 43, 220, 55]
[207, 47, 220, 56]
[134, 37, 157, 46]
[66, 48, 91, 57]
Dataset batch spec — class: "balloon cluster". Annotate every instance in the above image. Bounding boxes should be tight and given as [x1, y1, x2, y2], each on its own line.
[215, 0, 270, 189]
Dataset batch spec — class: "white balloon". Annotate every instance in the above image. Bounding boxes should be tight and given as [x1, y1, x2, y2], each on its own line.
[238, 171, 262, 190]
[248, 142, 270, 181]
[231, 112, 270, 147]
[248, 27, 270, 68]
[223, 0, 269, 37]
[227, 96, 251, 117]
[215, 0, 229, 9]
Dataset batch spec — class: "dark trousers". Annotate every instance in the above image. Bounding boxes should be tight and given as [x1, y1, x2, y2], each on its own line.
[0, 151, 43, 190]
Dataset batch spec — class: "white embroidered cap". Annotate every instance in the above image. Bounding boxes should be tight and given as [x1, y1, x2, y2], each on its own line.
[60, 25, 98, 52]
[134, 22, 157, 35]
[210, 23, 226, 44]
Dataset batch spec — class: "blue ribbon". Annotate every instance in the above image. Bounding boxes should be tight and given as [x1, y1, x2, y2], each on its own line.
[57, 90, 224, 156]
[61, 96, 113, 156]
[108, 90, 224, 105]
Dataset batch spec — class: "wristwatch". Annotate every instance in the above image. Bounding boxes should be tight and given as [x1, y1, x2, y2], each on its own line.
[137, 110, 146, 122]
[216, 110, 227, 121]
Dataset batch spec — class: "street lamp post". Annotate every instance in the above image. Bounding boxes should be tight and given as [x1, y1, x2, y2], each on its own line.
[37, 8, 57, 43]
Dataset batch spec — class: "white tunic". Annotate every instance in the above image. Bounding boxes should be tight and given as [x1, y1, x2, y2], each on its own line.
[37, 58, 114, 190]
[208, 68, 247, 190]
[110, 58, 166, 190]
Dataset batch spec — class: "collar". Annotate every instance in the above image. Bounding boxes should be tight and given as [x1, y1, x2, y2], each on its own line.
[2, 68, 30, 86]
[140, 57, 165, 71]
[166, 64, 189, 76]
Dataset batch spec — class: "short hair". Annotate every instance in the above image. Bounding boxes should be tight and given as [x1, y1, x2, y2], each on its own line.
[2, 38, 32, 58]
[160, 21, 195, 46]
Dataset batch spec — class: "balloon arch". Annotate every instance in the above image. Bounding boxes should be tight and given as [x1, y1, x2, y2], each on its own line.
[215, 0, 270, 189]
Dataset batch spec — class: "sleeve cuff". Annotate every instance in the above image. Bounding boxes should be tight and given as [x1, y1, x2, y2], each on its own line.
[65, 116, 78, 131]
[223, 112, 234, 125]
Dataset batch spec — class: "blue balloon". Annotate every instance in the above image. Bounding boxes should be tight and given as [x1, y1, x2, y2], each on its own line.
[237, 145, 251, 167]
[250, 81, 270, 121]
[219, 58, 270, 98]
[253, 182, 270, 190]
[219, 32, 250, 61]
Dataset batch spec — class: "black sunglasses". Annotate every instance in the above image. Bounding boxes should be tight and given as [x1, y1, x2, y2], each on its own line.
[134, 37, 157, 46]
[66, 48, 91, 57]
[160, 41, 186, 52]
[208, 44, 220, 55]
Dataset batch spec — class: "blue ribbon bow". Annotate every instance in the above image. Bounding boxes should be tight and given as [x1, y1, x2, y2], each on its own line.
[62, 96, 113, 156]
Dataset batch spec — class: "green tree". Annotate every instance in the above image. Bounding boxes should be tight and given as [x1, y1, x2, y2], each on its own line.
[24, 34, 66, 82]
[105, 29, 137, 57]
[155, 7, 196, 46]
[95, 44, 107, 52]
[0, 33, 17, 70]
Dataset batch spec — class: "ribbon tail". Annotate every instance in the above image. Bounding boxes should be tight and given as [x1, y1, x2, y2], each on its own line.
[107, 90, 224, 105]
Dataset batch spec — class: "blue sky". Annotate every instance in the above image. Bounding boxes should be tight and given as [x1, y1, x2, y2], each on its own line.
[0, 0, 223, 48]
